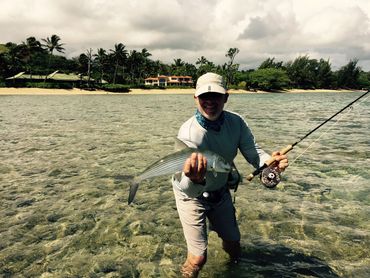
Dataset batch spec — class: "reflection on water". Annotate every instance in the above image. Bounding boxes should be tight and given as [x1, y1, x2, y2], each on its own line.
[0, 93, 369, 277]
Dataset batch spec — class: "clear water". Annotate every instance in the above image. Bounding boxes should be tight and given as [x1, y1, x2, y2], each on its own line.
[0, 92, 369, 277]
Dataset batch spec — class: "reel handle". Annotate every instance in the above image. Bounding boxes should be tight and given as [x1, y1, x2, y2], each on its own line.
[246, 144, 293, 181]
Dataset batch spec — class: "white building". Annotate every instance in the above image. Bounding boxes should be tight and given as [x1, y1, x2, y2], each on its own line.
[144, 75, 193, 87]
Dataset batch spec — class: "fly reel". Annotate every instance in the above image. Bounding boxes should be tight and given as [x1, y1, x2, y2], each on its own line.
[260, 166, 281, 188]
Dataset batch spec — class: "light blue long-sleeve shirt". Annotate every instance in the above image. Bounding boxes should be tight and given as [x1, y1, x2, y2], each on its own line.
[172, 110, 270, 198]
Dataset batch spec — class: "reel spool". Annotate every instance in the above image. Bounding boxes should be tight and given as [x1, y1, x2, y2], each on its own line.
[260, 166, 281, 188]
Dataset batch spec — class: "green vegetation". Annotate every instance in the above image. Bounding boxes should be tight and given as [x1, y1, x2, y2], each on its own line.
[248, 68, 290, 91]
[0, 35, 369, 91]
[99, 84, 130, 93]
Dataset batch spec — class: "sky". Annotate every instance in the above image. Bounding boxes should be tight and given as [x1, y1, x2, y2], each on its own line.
[1, 0, 370, 70]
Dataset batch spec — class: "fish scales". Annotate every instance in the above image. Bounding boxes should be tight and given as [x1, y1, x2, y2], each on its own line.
[128, 148, 232, 204]
[137, 149, 193, 181]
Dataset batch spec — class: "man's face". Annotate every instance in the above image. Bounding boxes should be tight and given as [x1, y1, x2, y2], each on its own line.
[195, 92, 228, 121]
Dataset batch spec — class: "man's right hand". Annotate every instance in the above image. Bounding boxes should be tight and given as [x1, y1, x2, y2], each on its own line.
[183, 153, 207, 184]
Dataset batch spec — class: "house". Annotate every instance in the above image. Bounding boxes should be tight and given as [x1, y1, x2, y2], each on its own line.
[144, 75, 169, 86]
[144, 75, 193, 87]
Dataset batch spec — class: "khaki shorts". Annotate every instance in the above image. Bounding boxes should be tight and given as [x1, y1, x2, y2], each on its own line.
[173, 187, 241, 256]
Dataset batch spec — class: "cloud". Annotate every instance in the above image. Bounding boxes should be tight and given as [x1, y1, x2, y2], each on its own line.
[0, 0, 370, 70]
[238, 13, 296, 40]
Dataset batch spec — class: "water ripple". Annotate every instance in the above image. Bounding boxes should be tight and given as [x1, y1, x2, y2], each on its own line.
[0, 93, 369, 277]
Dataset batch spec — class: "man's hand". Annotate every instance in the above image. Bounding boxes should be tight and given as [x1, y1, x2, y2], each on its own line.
[272, 151, 289, 171]
[183, 153, 207, 184]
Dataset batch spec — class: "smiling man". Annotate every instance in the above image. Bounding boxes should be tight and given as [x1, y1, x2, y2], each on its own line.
[172, 72, 289, 277]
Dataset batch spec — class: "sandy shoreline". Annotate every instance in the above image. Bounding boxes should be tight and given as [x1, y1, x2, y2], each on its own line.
[0, 87, 364, 95]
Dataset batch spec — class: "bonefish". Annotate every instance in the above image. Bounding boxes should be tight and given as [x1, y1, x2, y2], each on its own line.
[128, 148, 232, 204]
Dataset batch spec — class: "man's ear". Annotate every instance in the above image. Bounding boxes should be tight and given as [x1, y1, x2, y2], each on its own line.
[224, 93, 229, 103]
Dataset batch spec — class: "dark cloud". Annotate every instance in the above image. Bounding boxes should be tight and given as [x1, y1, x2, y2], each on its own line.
[238, 12, 298, 41]
[1, 0, 370, 70]
[147, 32, 204, 51]
[239, 16, 281, 39]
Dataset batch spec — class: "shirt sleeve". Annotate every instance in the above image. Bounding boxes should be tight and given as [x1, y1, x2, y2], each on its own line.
[172, 172, 204, 198]
[238, 117, 270, 168]
[171, 121, 204, 197]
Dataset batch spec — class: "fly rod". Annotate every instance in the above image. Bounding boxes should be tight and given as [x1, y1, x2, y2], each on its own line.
[247, 90, 369, 187]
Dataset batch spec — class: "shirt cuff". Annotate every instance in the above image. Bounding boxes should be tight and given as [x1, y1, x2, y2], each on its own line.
[172, 172, 204, 198]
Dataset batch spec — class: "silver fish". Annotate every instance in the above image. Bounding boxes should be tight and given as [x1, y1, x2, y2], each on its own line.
[128, 148, 232, 204]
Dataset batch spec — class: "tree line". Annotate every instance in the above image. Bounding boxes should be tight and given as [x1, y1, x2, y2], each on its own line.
[1, 34, 369, 90]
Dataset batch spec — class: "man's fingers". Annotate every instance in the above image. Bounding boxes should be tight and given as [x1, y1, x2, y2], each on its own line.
[190, 152, 198, 170]
[202, 156, 207, 172]
[271, 151, 289, 171]
[183, 157, 191, 175]
[197, 154, 207, 173]
[278, 159, 289, 171]
[183, 153, 207, 182]
[273, 153, 287, 161]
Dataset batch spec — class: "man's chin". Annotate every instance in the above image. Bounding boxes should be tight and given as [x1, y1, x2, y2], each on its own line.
[204, 113, 219, 121]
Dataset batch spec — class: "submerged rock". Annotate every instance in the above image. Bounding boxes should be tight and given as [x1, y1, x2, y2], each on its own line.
[128, 220, 147, 235]
[16, 199, 35, 207]
[46, 213, 62, 223]
[130, 235, 159, 260]
[48, 169, 62, 177]
[58, 223, 79, 237]
[136, 262, 158, 277]
[93, 257, 117, 273]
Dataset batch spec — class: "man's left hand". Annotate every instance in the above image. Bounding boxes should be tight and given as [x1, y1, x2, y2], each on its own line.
[271, 151, 289, 171]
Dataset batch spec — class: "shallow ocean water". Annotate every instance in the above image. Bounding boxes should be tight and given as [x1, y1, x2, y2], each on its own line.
[0, 92, 369, 277]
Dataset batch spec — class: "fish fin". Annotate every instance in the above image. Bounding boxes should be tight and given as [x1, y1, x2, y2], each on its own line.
[174, 138, 189, 151]
[128, 181, 139, 205]
[174, 138, 197, 151]
[212, 160, 217, 177]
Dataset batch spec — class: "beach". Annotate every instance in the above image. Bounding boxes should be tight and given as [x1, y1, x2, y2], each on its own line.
[0, 87, 364, 95]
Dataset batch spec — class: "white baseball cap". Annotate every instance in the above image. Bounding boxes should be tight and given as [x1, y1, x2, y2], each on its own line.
[195, 72, 227, 97]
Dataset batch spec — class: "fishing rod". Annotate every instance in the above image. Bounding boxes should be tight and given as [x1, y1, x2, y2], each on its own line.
[247, 90, 370, 188]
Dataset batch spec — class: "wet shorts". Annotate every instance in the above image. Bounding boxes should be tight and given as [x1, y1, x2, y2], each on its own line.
[173, 186, 241, 256]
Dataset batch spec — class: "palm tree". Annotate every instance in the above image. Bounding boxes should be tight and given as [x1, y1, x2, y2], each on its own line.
[4, 42, 27, 76]
[42, 34, 65, 55]
[21, 37, 42, 78]
[141, 48, 151, 58]
[110, 43, 127, 84]
[94, 48, 107, 83]
[42, 34, 65, 78]
[172, 58, 185, 75]
[86, 48, 93, 87]
[225, 47, 240, 86]
[127, 50, 142, 84]
[196, 56, 208, 67]
[140, 48, 152, 79]
[173, 58, 185, 67]
[196, 56, 214, 76]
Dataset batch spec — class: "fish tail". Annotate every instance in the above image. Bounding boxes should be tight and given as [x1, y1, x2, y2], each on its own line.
[128, 179, 140, 205]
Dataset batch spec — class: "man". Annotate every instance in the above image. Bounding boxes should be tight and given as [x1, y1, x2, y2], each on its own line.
[172, 72, 288, 277]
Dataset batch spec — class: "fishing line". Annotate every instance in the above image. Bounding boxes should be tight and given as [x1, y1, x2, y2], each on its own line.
[246, 90, 370, 187]
[290, 106, 351, 165]
[291, 93, 369, 165]
[290, 110, 350, 165]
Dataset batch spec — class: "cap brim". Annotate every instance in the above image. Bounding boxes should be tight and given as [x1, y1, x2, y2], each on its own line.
[195, 84, 226, 97]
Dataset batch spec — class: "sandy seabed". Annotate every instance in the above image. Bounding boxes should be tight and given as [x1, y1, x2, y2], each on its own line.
[0, 87, 364, 95]
[1, 92, 369, 277]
